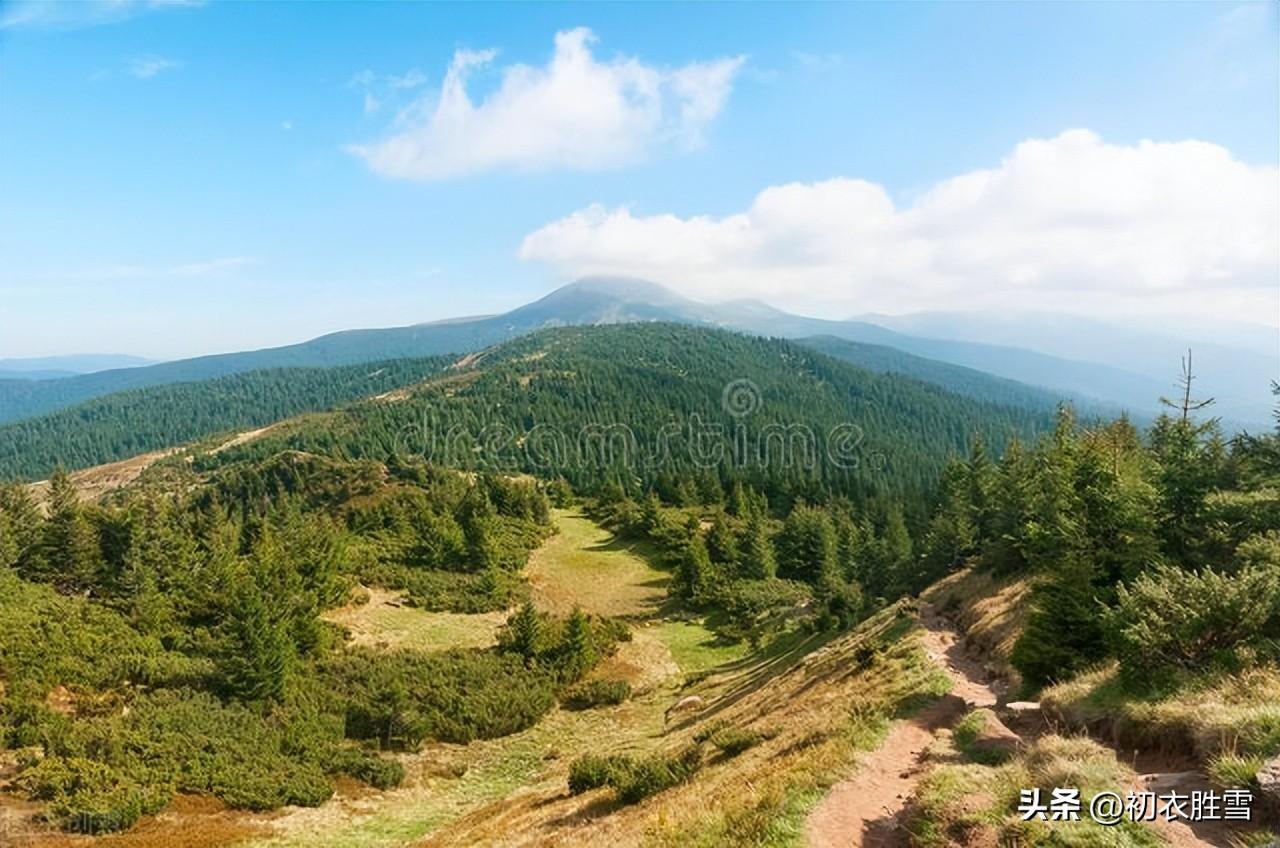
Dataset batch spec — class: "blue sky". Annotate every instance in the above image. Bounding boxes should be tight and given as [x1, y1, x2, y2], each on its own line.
[1, 0, 1276, 359]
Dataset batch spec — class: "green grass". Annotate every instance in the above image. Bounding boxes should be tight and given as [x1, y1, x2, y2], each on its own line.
[525, 509, 670, 618]
[651, 619, 749, 676]
[907, 735, 1165, 848]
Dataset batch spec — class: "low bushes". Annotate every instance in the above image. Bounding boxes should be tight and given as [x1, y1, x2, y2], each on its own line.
[323, 647, 558, 747]
[562, 679, 631, 709]
[567, 746, 703, 804]
[1108, 562, 1280, 687]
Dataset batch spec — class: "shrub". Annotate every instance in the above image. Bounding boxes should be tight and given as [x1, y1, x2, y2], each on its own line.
[15, 757, 170, 833]
[567, 754, 627, 794]
[562, 679, 631, 709]
[324, 647, 558, 746]
[612, 746, 703, 804]
[707, 726, 762, 757]
[1108, 563, 1280, 686]
[567, 746, 703, 804]
[335, 748, 405, 790]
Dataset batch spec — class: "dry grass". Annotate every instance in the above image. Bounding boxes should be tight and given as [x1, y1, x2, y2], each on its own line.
[321, 586, 507, 652]
[1041, 663, 1280, 766]
[409, 605, 954, 847]
[921, 567, 1033, 688]
[25, 449, 179, 509]
[906, 733, 1164, 848]
[0, 794, 271, 848]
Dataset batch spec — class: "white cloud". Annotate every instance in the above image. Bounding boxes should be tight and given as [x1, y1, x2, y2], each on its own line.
[1, 0, 201, 31]
[128, 55, 180, 79]
[348, 67, 428, 116]
[519, 130, 1280, 326]
[350, 28, 745, 181]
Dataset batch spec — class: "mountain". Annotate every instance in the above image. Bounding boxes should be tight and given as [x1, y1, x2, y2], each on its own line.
[0, 354, 155, 380]
[1, 277, 1258, 427]
[0, 357, 451, 481]
[794, 335, 1106, 415]
[0, 324, 1054, 487]
[197, 323, 1054, 499]
[852, 310, 1277, 428]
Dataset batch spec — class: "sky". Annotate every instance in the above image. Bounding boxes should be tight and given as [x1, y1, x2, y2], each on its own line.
[1, 0, 1277, 360]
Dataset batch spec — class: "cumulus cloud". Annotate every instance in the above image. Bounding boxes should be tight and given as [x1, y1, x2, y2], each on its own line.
[519, 130, 1279, 325]
[350, 28, 745, 180]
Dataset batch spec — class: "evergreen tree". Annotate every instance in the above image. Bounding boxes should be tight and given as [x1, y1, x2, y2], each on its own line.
[40, 467, 100, 590]
[222, 563, 295, 702]
[1011, 553, 1107, 688]
[738, 513, 776, 580]
[677, 534, 714, 600]
[965, 433, 996, 543]
[984, 437, 1033, 575]
[504, 601, 543, 665]
[706, 512, 739, 567]
[776, 504, 837, 585]
[0, 482, 42, 572]
[560, 607, 597, 680]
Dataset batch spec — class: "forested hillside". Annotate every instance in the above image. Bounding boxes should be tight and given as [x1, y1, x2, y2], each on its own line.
[796, 334, 1100, 413]
[0, 356, 451, 481]
[204, 324, 1055, 503]
[1, 277, 1206, 427]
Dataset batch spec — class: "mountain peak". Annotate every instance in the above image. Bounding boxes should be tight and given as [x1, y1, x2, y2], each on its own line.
[544, 276, 687, 305]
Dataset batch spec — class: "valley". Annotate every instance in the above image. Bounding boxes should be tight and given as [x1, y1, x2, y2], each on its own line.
[0, 323, 1275, 848]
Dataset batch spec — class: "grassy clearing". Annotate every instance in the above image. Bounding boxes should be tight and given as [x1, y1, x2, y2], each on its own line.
[251, 511, 718, 847]
[1041, 663, 1280, 770]
[253, 690, 671, 848]
[525, 510, 669, 618]
[383, 604, 945, 847]
[322, 587, 506, 652]
[906, 733, 1164, 848]
[648, 619, 748, 676]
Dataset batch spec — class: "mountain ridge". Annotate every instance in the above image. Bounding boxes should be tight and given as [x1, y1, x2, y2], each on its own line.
[0, 277, 1266, 427]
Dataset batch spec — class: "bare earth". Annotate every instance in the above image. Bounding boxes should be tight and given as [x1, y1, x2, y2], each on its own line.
[804, 608, 1001, 848]
[805, 607, 1237, 848]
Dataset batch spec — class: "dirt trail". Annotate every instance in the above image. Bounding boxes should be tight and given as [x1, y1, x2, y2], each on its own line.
[804, 607, 1002, 848]
[806, 608, 1237, 848]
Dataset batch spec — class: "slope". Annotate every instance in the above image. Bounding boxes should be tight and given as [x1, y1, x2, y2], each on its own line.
[202, 323, 1055, 500]
[0, 356, 451, 481]
[0, 277, 1183, 426]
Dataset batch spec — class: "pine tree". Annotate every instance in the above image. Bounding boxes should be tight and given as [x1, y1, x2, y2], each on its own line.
[706, 512, 739, 567]
[776, 504, 838, 585]
[738, 513, 776, 580]
[678, 534, 714, 600]
[41, 467, 100, 590]
[966, 433, 995, 543]
[0, 482, 42, 572]
[560, 607, 597, 681]
[1011, 553, 1107, 688]
[985, 437, 1033, 575]
[504, 601, 542, 665]
[222, 564, 295, 702]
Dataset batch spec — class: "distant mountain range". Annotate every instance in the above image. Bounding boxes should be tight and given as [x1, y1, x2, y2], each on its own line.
[0, 354, 155, 381]
[1, 278, 1272, 428]
[852, 310, 1277, 428]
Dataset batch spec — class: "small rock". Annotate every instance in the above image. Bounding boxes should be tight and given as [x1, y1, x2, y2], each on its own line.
[966, 714, 1022, 763]
[1004, 701, 1040, 714]
[1258, 754, 1280, 809]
